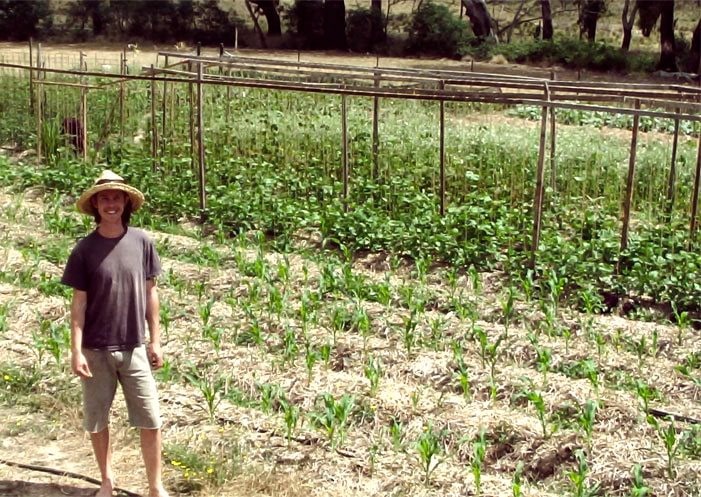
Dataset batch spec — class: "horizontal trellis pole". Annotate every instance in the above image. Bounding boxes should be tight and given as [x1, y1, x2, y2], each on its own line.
[3, 62, 701, 124]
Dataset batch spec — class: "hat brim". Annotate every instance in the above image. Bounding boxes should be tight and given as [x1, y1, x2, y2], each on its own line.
[76, 183, 145, 215]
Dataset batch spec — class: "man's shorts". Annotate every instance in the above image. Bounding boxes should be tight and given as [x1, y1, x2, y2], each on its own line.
[81, 345, 162, 433]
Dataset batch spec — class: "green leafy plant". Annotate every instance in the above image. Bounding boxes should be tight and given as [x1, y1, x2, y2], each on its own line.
[183, 366, 228, 420]
[630, 464, 651, 497]
[309, 393, 355, 448]
[364, 355, 383, 396]
[471, 430, 487, 495]
[568, 449, 601, 497]
[416, 424, 443, 485]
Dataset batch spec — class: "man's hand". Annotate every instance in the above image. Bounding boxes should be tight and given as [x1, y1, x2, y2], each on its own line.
[71, 350, 92, 378]
[147, 341, 164, 369]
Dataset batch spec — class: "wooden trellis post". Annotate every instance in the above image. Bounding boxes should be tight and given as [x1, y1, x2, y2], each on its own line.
[620, 99, 641, 254]
[197, 59, 207, 220]
[150, 64, 158, 171]
[439, 80, 446, 216]
[80, 51, 88, 162]
[161, 55, 168, 160]
[666, 107, 681, 217]
[372, 70, 380, 180]
[689, 128, 701, 244]
[530, 83, 550, 266]
[28, 39, 34, 114]
[341, 91, 349, 212]
[549, 71, 557, 190]
[119, 49, 125, 149]
[35, 42, 42, 163]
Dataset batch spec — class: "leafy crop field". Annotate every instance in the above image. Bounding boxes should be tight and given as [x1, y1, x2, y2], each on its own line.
[0, 51, 700, 496]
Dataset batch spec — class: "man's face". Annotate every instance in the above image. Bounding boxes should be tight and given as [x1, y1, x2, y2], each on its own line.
[92, 189, 128, 223]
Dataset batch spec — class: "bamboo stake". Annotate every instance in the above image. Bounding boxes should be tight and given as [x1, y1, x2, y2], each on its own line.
[439, 80, 446, 216]
[80, 85, 88, 162]
[666, 107, 680, 217]
[188, 61, 195, 172]
[35, 43, 42, 163]
[197, 61, 207, 220]
[549, 71, 557, 190]
[620, 99, 641, 254]
[689, 126, 701, 244]
[161, 55, 168, 160]
[119, 51, 125, 150]
[341, 92, 349, 212]
[28, 38, 34, 114]
[372, 70, 380, 180]
[150, 64, 158, 172]
[530, 83, 550, 265]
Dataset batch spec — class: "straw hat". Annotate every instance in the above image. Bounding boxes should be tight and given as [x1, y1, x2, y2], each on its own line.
[76, 170, 145, 215]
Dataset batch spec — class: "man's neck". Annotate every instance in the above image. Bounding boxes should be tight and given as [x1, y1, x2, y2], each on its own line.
[97, 222, 126, 238]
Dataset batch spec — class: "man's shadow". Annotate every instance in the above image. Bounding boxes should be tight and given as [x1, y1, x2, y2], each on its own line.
[0, 479, 104, 496]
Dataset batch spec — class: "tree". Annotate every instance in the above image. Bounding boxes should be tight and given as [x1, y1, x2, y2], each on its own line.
[0, 0, 52, 40]
[621, 0, 638, 50]
[249, 0, 281, 36]
[541, 0, 553, 40]
[578, 0, 605, 42]
[323, 0, 346, 50]
[637, 0, 678, 72]
[461, 0, 495, 41]
[690, 18, 700, 73]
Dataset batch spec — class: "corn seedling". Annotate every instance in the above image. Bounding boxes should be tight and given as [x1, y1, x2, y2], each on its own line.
[281, 326, 298, 365]
[454, 357, 471, 400]
[474, 328, 505, 399]
[516, 385, 549, 439]
[535, 345, 552, 388]
[304, 341, 318, 384]
[319, 342, 332, 366]
[183, 367, 228, 420]
[630, 464, 651, 497]
[428, 317, 446, 351]
[471, 430, 487, 495]
[198, 297, 215, 327]
[389, 417, 404, 450]
[280, 398, 300, 444]
[512, 461, 524, 497]
[35, 318, 70, 367]
[309, 393, 355, 448]
[651, 417, 681, 479]
[500, 286, 516, 337]
[160, 301, 172, 341]
[259, 383, 283, 414]
[0, 303, 8, 336]
[635, 380, 658, 415]
[416, 425, 443, 485]
[403, 309, 419, 355]
[568, 449, 601, 497]
[577, 400, 598, 447]
[364, 355, 383, 396]
[468, 265, 481, 293]
[671, 301, 690, 345]
[202, 324, 223, 353]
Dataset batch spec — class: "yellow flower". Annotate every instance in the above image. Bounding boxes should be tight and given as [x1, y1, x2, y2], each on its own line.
[207, 467, 214, 474]
[3, 375, 10, 381]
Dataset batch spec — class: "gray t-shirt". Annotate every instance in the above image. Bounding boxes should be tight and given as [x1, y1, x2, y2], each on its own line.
[61, 227, 161, 351]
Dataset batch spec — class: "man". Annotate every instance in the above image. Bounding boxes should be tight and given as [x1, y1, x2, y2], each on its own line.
[61, 170, 169, 497]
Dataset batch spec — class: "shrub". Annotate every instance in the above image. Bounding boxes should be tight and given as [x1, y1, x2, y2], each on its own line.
[346, 7, 383, 53]
[405, 1, 471, 59]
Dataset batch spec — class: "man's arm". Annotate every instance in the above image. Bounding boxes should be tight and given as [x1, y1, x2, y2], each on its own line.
[145, 278, 164, 369]
[70, 290, 92, 378]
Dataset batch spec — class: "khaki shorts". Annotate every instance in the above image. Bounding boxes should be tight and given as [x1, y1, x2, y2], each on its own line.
[81, 345, 162, 432]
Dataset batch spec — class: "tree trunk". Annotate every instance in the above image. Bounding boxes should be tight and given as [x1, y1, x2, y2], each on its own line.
[323, 0, 346, 50]
[657, 0, 677, 71]
[621, 0, 638, 51]
[688, 18, 700, 73]
[370, 0, 384, 43]
[252, 0, 281, 36]
[541, 0, 553, 40]
[297, 0, 324, 49]
[578, 0, 604, 43]
[461, 0, 494, 41]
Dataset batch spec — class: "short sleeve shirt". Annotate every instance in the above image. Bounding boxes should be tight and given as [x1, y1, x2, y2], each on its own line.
[61, 227, 161, 351]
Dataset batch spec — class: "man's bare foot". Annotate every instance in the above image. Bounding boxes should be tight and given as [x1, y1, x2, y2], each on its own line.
[148, 485, 170, 497]
[95, 479, 114, 497]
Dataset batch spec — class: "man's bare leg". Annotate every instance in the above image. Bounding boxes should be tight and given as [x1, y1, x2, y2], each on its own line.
[90, 428, 115, 497]
[140, 428, 169, 497]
